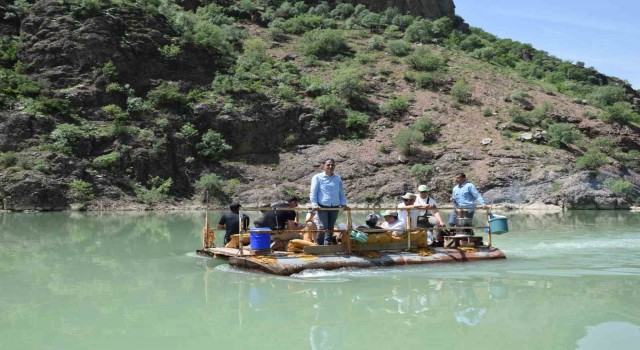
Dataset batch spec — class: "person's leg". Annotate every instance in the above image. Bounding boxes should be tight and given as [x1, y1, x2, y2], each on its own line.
[325, 209, 339, 245]
[448, 211, 457, 226]
[316, 210, 329, 245]
[224, 234, 231, 245]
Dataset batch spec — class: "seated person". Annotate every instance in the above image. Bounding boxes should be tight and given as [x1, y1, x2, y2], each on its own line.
[415, 185, 447, 229]
[380, 210, 406, 237]
[261, 196, 304, 231]
[356, 213, 383, 231]
[302, 209, 323, 242]
[397, 193, 421, 228]
[217, 203, 250, 245]
[252, 202, 272, 228]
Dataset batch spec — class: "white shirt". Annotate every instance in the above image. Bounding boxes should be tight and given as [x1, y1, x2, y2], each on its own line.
[397, 202, 420, 228]
[415, 195, 437, 216]
[381, 218, 406, 236]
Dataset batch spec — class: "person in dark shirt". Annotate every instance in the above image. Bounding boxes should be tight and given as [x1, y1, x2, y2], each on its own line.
[217, 203, 249, 245]
[261, 196, 302, 230]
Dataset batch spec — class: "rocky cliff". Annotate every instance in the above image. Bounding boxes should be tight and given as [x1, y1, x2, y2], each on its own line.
[0, 0, 638, 211]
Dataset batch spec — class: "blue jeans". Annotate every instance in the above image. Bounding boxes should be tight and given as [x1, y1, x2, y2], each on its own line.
[316, 207, 340, 245]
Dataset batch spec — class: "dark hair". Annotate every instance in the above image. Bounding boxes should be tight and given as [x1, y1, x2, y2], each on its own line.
[230, 203, 241, 211]
[322, 158, 335, 165]
[286, 195, 298, 202]
[455, 172, 466, 179]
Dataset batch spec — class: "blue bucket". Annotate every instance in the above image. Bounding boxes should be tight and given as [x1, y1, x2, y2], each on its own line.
[250, 228, 271, 250]
[489, 214, 509, 234]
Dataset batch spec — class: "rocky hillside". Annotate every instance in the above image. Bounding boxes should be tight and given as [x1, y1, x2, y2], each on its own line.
[0, 0, 639, 211]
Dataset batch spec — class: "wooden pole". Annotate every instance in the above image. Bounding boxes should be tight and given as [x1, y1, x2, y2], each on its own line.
[345, 208, 352, 254]
[405, 208, 411, 251]
[239, 208, 244, 256]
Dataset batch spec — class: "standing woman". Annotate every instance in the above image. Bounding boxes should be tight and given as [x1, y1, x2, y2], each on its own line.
[310, 158, 348, 245]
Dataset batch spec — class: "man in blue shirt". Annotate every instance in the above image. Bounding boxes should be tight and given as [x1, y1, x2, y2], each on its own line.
[310, 158, 348, 245]
[448, 172, 486, 227]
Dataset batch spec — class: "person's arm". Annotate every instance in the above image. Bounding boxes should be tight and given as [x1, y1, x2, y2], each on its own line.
[217, 215, 226, 229]
[469, 184, 486, 206]
[433, 211, 447, 227]
[338, 177, 347, 207]
[310, 174, 319, 208]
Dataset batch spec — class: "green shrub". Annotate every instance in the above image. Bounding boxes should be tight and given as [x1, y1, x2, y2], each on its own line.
[604, 178, 633, 196]
[510, 89, 531, 104]
[330, 3, 355, 19]
[576, 150, 608, 170]
[92, 151, 120, 170]
[405, 49, 446, 72]
[590, 136, 617, 155]
[159, 44, 182, 60]
[178, 122, 199, 139]
[314, 94, 347, 118]
[102, 104, 128, 120]
[0, 152, 17, 168]
[386, 39, 411, 56]
[282, 14, 325, 34]
[411, 115, 437, 140]
[547, 123, 581, 148]
[410, 163, 433, 182]
[146, 81, 188, 109]
[197, 130, 232, 161]
[68, 180, 94, 203]
[451, 79, 473, 103]
[367, 36, 385, 51]
[331, 67, 365, 101]
[135, 176, 173, 205]
[344, 110, 369, 137]
[360, 12, 383, 32]
[404, 19, 434, 43]
[101, 60, 118, 79]
[381, 95, 411, 118]
[50, 123, 90, 153]
[383, 25, 403, 39]
[586, 85, 628, 107]
[26, 97, 71, 116]
[195, 173, 223, 193]
[105, 82, 126, 93]
[601, 102, 639, 123]
[300, 75, 331, 97]
[302, 29, 349, 59]
[617, 150, 640, 169]
[482, 107, 493, 117]
[404, 71, 442, 90]
[393, 129, 424, 155]
[267, 21, 287, 41]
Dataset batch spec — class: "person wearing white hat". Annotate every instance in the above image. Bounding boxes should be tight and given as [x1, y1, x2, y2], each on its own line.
[415, 185, 447, 228]
[396, 192, 421, 228]
[380, 210, 405, 236]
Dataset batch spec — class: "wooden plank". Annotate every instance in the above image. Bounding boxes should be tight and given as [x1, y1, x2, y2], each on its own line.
[353, 242, 417, 251]
[303, 245, 347, 254]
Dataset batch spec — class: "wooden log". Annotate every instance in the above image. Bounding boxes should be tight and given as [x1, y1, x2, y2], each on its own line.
[303, 245, 347, 254]
[353, 242, 417, 251]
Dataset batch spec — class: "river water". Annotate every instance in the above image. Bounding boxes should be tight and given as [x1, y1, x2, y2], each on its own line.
[1, 210, 639, 350]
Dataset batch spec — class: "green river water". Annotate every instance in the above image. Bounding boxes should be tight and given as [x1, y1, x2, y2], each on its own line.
[1, 210, 639, 350]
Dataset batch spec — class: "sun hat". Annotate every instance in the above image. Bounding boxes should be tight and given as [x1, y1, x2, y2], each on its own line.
[382, 210, 398, 217]
[401, 192, 416, 200]
[418, 185, 429, 192]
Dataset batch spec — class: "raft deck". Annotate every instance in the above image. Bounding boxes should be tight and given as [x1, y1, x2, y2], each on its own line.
[197, 245, 506, 275]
